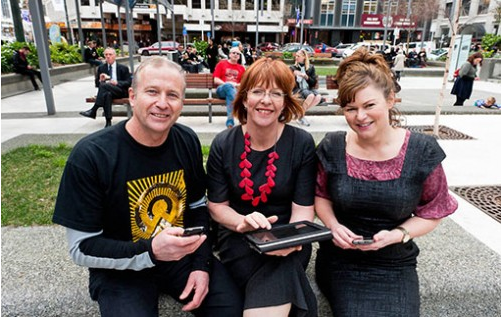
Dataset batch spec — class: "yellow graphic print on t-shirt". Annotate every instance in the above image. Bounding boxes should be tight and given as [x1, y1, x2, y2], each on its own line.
[128, 170, 186, 242]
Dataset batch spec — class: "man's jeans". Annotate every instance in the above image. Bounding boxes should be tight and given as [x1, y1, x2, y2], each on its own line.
[216, 83, 236, 127]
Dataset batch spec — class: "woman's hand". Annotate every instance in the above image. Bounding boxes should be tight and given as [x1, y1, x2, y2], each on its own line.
[350, 229, 404, 251]
[330, 224, 364, 250]
[235, 212, 278, 233]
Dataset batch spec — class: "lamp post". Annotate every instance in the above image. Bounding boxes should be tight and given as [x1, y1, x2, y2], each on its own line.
[382, 0, 392, 47]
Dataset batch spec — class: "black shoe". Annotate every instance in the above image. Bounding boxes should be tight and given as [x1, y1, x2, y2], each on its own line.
[80, 109, 96, 119]
[105, 120, 112, 128]
[34, 86, 40, 91]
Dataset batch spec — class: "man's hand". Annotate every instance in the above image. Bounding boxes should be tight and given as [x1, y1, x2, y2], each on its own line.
[151, 227, 207, 262]
[179, 270, 210, 311]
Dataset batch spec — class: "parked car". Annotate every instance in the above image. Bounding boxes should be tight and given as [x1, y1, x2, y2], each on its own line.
[427, 48, 449, 60]
[257, 42, 280, 52]
[333, 43, 354, 58]
[402, 41, 436, 55]
[138, 41, 179, 56]
[342, 42, 389, 58]
[280, 44, 314, 57]
[314, 44, 338, 57]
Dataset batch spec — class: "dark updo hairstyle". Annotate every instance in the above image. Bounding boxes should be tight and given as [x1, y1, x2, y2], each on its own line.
[336, 48, 402, 127]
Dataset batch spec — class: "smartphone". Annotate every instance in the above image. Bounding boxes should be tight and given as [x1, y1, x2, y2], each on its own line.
[352, 238, 374, 245]
[182, 226, 205, 237]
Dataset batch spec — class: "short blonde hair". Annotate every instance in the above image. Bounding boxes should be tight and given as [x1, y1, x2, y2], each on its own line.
[486, 96, 496, 105]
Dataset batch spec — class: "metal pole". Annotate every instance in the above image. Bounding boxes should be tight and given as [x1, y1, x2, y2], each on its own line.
[118, 5, 124, 55]
[406, 0, 412, 50]
[299, 0, 305, 47]
[9, 0, 25, 42]
[63, 0, 74, 44]
[74, 0, 85, 61]
[125, 1, 135, 73]
[171, 0, 176, 45]
[383, 0, 391, 47]
[99, 0, 107, 47]
[28, 0, 56, 115]
[157, 1, 162, 55]
[210, 0, 215, 40]
[255, 1, 259, 48]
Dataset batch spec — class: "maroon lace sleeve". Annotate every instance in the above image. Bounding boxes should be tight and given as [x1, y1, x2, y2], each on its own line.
[415, 164, 458, 219]
[315, 161, 331, 199]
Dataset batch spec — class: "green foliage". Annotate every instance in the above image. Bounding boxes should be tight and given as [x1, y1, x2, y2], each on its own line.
[1, 42, 38, 73]
[1, 144, 73, 226]
[193, 40, 209, 58]
[481, 34, 501, 58]
[97, 46, 105, 58]
[1, 41, 85, 73]
[49, 43, 82, 64]
[1, 144, 213, 226]
[282, 51, 292, 59]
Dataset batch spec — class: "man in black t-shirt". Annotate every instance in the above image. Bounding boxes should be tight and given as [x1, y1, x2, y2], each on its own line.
[53, 58, 242, 317]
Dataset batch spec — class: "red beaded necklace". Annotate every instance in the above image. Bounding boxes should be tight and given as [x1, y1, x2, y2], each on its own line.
[239, 132, 280, 207]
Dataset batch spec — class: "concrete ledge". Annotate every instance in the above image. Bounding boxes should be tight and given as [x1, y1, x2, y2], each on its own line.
[2, 217, 500, 316]
[1, 56, 138, 99]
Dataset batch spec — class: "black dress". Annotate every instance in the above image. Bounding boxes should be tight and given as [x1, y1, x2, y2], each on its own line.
[207, 125, 318, 316]
[315, 131, 447, 317]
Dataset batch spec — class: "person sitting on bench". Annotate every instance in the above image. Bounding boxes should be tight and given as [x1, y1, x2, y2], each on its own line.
[80, 47, 131, 128]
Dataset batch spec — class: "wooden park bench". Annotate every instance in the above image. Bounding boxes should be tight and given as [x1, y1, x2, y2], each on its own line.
[85, 73, 226, 123]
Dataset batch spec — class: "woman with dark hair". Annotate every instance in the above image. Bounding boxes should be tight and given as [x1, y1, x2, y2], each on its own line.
[451, 52, 483, 106]
[207, 58, 318, 317]
[205, 38, 219, 73]
[315, 48, 458, 316]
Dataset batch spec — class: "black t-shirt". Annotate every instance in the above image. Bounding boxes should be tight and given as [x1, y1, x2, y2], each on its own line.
[53, 121, 211, 270]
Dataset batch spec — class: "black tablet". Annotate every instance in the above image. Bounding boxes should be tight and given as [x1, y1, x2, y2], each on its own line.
[245, 220, 333, 253]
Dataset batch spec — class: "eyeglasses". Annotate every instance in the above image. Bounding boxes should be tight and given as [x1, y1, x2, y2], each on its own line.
[248, 89, 286, 101]
[230, 51, 240, 55]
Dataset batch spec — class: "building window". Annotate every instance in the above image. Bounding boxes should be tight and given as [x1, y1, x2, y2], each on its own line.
[219, 0, 228, 10]
[341, 0, 356, 27]
[232, 0, 240, 10]
[272, 0, 280, 11]
[245, 1, 253, 10]
[363, 0, 378, 14]
[445, 2, 453, 18]
[478, 0, 490, 14]
[460, 0, 470, 16]
[2, 0, 11, 19]
[320, 0, 335, 26]
[81, 0, 90, 5]
[192, 0, 201, 9]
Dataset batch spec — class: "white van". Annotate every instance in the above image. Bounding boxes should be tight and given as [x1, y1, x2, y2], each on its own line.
[402, 41, 436, 54]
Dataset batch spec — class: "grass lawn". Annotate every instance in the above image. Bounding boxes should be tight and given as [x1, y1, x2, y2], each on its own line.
[1, 144, 211, 226]
[315, 67, 338, 76]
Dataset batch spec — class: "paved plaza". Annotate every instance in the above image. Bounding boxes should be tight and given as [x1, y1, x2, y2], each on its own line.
[2, 69, 501, 316]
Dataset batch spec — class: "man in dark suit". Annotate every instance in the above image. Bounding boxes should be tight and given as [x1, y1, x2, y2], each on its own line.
[80, 47, 131, 128]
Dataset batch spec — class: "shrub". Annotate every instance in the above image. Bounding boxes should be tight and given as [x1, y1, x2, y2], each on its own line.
[49, 43, 82, 65]
[282, 51, 293, 59]
[481, 34, 501, 58]
[193, 40, 208, 58]
[1, 42, 38, 73]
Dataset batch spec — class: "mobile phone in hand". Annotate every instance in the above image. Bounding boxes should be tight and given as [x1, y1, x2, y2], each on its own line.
[182, 226, 205, 237]
[352, 238, 374, 245]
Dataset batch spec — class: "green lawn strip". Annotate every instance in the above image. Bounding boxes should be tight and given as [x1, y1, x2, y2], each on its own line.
[1, 144, 212, 226]
[315, 67, 337, 76]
